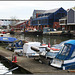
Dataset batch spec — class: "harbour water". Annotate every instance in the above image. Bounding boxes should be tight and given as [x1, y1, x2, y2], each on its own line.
[0, 62, 12, 74]
[10, 34, 75, 45]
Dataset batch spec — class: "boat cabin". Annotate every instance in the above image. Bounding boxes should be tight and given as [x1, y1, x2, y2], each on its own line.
[51, 40, 75, 70]
[7, 40, 24, 51]
[23, 42, 41, 57]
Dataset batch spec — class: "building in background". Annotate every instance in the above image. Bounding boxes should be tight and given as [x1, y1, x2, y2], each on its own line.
[33, 10, 46, 19]
[59, 16, 67, 30]
[1, 7, 75, 32]
[10, 20, 26, 33]
[0, 19, 25, 27]
[31, 7, 67, 31]
[59, 7, 75, 30]
[0, 19, 12, 29]
[67, 8, 75, 30]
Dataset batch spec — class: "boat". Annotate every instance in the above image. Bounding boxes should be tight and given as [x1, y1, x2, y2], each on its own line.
[45, 40, 70, 59]
[14, 40, 28, 55]
[23, 42, 41, 57]
[31, 40, 70, 65]
[31, 43, 49, 56]
[60, 30, 73, 37]
[43, 27, 56, 35]
[24, 30, 43, 35]
[0, 33, 10, 37]
[39, 42, 64, 65]
[31, 44, 48, 53]
[6, 40, 27, 52]
[1, 30, 6, 34]
[51, 40, 75, 70]
[0, 37, 17, 44]
[9, 29, 15, 34]
[31, 43, 50, 63]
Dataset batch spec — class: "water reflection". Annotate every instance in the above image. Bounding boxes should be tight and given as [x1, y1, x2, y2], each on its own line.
[10, 34, 75, 45]
[0, 62, 12, 74]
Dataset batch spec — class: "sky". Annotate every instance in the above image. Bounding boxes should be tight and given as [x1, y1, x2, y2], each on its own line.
[0, 1, 75, 20]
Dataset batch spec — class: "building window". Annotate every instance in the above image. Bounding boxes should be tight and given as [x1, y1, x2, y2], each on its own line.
[60, 20, 65, 24]
[71, 49, 75, 58]
[62, 13, 65, 17]
[39, 20, 41, 24]
[42, 19, 48, 24]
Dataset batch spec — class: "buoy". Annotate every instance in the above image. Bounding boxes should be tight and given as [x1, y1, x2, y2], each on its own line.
[12, 56, 18, 63]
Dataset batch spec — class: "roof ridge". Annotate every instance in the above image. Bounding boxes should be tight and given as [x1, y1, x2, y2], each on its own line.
[44, 7, 61, 13]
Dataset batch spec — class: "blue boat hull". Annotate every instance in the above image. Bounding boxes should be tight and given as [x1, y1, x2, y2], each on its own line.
[0, 37, 17, 44]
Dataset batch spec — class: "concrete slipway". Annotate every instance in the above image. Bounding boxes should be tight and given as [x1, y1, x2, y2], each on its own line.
[0, 46, 73, 74]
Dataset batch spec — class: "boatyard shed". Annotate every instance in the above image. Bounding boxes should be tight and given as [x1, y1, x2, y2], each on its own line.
[67, 8, 75, 30]
[67, 9, 75, 25]
[10, 21, 26, 32]
[31, 7, 67, 30]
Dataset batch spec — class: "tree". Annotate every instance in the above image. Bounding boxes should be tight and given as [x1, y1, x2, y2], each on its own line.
[10, 16, 18, 26]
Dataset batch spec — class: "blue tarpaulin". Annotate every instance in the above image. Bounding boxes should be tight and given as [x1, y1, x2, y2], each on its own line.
[0, 37, 17, 43]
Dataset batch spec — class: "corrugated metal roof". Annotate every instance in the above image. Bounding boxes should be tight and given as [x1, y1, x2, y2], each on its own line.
[68, 7, 75, 12]
[72, 7, 75, 11]
[71, 8, 75, 11]
[38, 15, 49, 18]
[15, 21, 25, 26]
[43, 8, 60, 13]
[34, 10, 46, 13]
[33, 16, 48, 20]
[67, 8, 75, 13]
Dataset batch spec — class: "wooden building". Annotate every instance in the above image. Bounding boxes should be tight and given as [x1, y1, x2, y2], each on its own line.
[59, 8, 75, 30]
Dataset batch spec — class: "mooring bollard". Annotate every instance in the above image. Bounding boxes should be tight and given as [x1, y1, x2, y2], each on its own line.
[12, 54, 18, 63]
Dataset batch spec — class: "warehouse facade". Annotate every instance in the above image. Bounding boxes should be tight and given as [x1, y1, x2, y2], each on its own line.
[31, 7, 67, 30]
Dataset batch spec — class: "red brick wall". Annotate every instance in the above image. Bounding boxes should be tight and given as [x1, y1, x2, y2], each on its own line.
[47, 25, 49, 27]
[53, 22, 60, 29]
[28, 20, 30, 26]
[36, 13, 41, 18]
[11, 22, 26, 29]
[62, 25, 65, 28]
